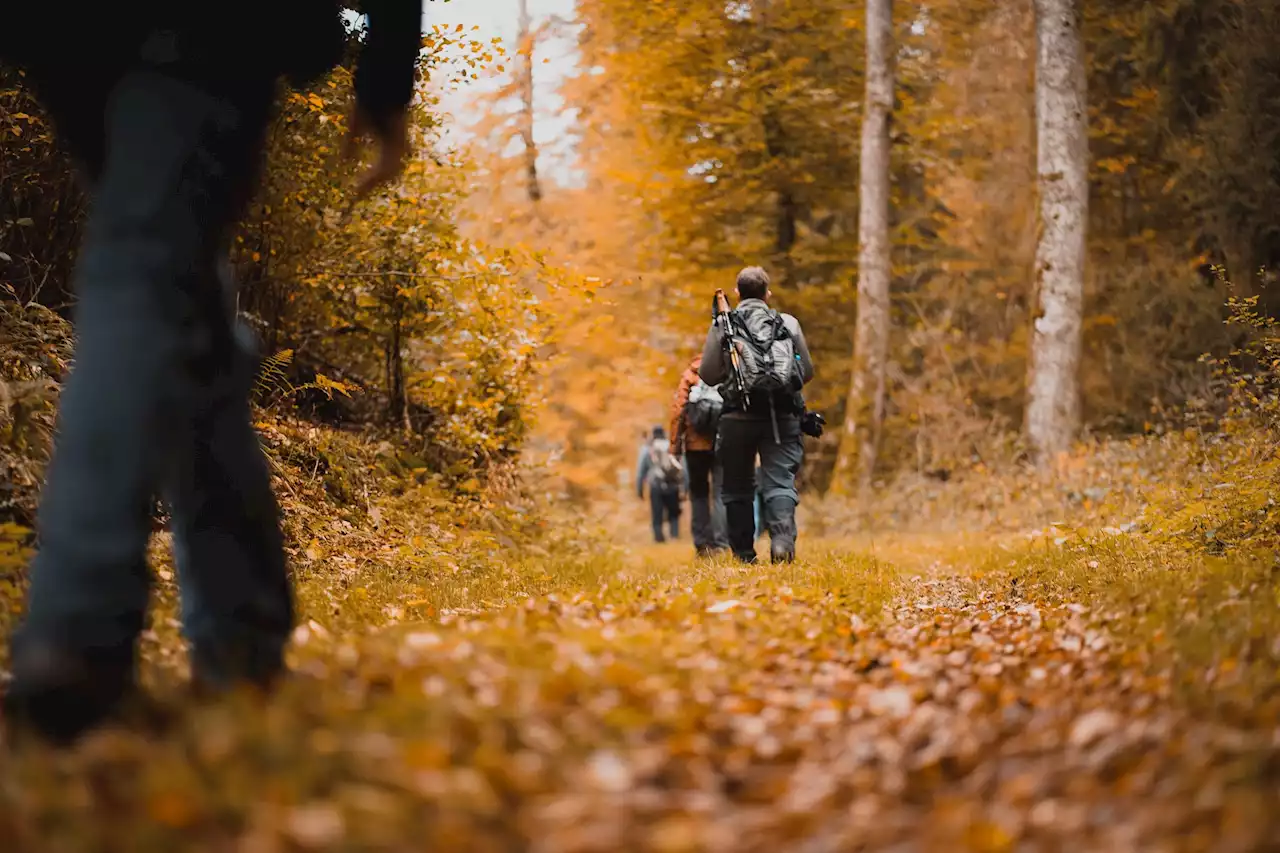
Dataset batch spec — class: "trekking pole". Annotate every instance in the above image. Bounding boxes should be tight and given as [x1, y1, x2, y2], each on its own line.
[714, 289, 749, 406]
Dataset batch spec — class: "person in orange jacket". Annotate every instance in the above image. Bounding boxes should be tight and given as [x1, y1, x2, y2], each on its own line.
[670, 354, 729, 556]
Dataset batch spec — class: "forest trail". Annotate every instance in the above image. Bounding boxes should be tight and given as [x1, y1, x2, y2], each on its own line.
[4, 1, 1280, 849]
[4, 524, 1277, 852]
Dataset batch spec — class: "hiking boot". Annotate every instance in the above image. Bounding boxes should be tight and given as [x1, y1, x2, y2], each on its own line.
[3, 642, 138, 745]
[765, 497, 798, 565]
[770, 543, 796, 564]
[190, 667, 286, 702]
[189, 637, 287, 701]
[725, 501, 757, 564]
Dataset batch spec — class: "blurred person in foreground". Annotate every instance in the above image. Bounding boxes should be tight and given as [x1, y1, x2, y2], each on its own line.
[0, 1, 424, 744]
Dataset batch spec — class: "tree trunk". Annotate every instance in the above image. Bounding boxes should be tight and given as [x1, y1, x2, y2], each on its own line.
[387, 291, 406, 426]
[1025, 0, 1087, 464]
[761, 107, 797, 285]
[832, 0, 894, 500]
[756, 0, 795, 285]
[518, 0, 543, 205]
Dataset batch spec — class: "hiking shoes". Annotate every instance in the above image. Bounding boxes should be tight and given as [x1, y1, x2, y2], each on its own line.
[189, 637, 287, 700]
[770, 544, 796, 564]
[2, 642, 139, 745]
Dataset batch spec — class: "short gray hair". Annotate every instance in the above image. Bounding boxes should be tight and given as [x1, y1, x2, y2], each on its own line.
[736, 266, 770, 299]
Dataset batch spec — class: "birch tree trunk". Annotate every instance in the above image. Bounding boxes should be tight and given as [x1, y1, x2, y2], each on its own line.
[832, 0, 893, 499]
[518, 0, 543, 205]
[1026, 0, 1087, 463]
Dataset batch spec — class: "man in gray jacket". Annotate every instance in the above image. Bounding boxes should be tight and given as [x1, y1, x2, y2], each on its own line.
[700, 266, 814, 563]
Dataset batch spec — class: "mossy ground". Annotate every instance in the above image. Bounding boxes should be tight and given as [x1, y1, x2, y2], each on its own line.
[3, 350, 1280, 850]
[2, 437, 1279, 851]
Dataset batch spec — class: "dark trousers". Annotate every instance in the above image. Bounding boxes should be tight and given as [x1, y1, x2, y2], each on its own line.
[649, 485, 681, 543]
[718, 414, 804, 563]
[10, 67, 292, 686]
[754, 469, 765, 540]
[685, 450, 727, 553]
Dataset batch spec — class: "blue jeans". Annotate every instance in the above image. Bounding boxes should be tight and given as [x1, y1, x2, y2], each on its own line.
[10, 69, 291, 685]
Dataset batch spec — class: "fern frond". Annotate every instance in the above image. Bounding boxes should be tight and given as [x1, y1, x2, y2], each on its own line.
[253, 349, 296, 404]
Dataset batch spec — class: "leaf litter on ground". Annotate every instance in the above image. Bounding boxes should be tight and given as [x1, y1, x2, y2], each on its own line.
[2, 531, 1279, 852]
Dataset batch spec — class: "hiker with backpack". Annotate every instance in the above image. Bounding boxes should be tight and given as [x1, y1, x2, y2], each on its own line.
[636, 426, 685, 543]
[670, 354, 729, 556]
[699, 266, 818, 563]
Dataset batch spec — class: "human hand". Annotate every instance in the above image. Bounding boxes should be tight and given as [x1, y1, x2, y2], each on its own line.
[801, 410, 826, 438]
[343, 105, 410, 199]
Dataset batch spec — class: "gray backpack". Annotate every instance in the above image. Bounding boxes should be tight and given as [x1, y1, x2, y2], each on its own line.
[723, 304, 802, 407]
[686, 380, 724, 437]
[648, 438, 684, 490]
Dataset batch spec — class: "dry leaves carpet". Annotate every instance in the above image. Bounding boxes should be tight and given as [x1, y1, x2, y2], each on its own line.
[2, 519, 1279, 852]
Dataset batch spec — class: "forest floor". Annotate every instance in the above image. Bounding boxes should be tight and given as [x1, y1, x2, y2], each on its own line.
[1, 299, 1279, 851]
[3, 482, 1280, 851]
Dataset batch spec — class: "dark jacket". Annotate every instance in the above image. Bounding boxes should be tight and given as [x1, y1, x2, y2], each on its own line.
[699, 298, 815, 416]
[1, 1, 422, 130]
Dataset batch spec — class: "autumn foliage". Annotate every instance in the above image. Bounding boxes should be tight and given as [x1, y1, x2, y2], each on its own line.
[4, 3, 1280, 851]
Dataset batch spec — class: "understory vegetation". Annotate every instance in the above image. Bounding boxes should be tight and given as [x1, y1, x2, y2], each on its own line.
[3, 275, 1280, 850]
[4, 2, 1280, 850]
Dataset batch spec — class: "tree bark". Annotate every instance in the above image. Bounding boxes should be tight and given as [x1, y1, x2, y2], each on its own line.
[832, 0, 893, 499]
[1026, 0, 1087, 464]
[757, 0, 796, 286]
[518, 0, 543, 205]
[763, 107, 798, 286]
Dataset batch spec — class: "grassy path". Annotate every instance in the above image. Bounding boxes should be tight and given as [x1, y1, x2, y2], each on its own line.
[2, 532, 1279, 852]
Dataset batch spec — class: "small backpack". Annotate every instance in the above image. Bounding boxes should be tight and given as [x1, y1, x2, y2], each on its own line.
[686, 380, 724, 437]
[648, 438, 684, 490]
[723, 304, 803, 407]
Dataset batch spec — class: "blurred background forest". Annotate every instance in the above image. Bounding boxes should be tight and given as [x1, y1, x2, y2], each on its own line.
[4, 0, 1280, 519]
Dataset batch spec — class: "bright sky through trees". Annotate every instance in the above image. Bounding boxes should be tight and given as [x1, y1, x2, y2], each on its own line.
[430, 0, 580, 183]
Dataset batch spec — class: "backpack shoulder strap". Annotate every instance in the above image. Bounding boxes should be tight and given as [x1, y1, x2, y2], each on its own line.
[772, 310, 792, 340]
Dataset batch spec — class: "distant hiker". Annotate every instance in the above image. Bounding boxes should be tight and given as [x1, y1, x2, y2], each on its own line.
[1, 2, 425, 743]
[670, 354, 728, 556]
[634, 428, 653, 475]
[637, 426, 684, 543]
[701, 266, 816, 563]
